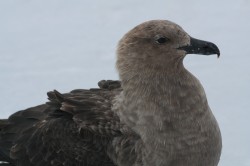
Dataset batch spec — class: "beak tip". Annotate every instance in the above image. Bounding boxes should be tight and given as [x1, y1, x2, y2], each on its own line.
[215, 47, 220, 58]
[213, 44, 220, 58]
[216, 51, 220, 58]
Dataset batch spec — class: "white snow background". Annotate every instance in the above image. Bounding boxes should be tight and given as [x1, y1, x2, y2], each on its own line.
[0, 0, 249, 165]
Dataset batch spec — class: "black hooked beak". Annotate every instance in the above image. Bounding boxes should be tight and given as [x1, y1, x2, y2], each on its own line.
[178, 37, 220, 57]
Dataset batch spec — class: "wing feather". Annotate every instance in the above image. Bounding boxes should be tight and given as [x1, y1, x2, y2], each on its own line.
[0, 80, 140, 166]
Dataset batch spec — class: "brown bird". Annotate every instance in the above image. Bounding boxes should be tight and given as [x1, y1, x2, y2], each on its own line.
[0, 20, 222, 166]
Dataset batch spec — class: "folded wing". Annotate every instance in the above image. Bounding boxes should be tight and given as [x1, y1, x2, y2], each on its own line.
[0, 80, 140, 166]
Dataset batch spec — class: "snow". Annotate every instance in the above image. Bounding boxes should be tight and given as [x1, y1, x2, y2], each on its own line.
[0, 0, 249, 165]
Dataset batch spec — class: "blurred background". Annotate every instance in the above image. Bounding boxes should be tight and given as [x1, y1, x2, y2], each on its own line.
[0, 0, 249, 165]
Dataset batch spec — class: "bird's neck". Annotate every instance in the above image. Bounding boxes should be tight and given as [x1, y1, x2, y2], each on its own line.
[120, 64, 204, 108]
[116, 65, 212, 155]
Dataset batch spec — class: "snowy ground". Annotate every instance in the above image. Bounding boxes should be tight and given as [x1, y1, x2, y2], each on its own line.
[0, 0, 249, 165]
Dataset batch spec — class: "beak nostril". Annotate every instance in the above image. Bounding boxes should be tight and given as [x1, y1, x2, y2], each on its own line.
[203, 46, 209, 49]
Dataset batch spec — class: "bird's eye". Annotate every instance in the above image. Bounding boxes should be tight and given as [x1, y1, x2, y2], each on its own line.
[155, 36, 169, 44]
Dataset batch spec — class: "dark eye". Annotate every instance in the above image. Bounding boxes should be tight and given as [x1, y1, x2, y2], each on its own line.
[155, 36, 169, 44]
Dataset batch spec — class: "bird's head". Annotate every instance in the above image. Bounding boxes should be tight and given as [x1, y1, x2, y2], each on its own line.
[116, 20, 220, 77]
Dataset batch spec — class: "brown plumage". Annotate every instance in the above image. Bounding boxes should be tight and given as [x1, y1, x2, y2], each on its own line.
[0, 20, 222, 166]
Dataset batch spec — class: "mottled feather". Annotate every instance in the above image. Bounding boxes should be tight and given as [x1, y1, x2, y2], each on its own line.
[0, 80, 139, 166]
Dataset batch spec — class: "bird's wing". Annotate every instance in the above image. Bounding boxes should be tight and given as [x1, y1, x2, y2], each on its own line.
[0, 80, 139, 166]
[0, 104, 48, 165]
